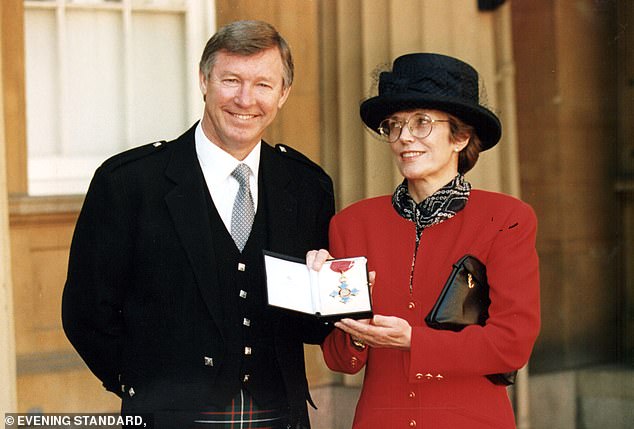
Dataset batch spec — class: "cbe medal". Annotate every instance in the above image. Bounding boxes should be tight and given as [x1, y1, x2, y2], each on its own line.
[329, 260, 359, 304]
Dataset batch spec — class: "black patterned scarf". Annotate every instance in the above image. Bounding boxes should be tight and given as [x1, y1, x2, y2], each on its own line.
[392, 174, 471, 242]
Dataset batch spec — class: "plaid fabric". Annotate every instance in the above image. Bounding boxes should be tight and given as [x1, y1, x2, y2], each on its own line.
[193, 390, 287, 429]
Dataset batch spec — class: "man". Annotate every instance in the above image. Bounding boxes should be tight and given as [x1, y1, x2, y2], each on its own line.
[62, 20, 334, 429]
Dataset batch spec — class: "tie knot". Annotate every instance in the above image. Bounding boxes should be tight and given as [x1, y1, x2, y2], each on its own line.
[232, 164, 251, 186]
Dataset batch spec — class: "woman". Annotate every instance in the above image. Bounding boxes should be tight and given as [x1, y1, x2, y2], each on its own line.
[308, 53, 540, 428]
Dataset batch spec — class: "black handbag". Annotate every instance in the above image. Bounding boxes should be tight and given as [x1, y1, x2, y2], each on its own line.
[425, 254, 517, 386]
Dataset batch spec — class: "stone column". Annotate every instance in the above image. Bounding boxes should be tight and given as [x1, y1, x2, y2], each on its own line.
[0, 0, 18, 411]
[513, 0, 620, 372]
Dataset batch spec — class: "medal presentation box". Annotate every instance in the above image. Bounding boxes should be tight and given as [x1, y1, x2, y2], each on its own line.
[263, 251, 373, 321]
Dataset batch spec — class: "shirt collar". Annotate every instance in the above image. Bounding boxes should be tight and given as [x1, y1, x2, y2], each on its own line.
[194, 122, 261, 186]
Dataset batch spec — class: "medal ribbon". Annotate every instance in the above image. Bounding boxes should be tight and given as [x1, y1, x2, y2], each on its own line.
[329, 260, 355, 273]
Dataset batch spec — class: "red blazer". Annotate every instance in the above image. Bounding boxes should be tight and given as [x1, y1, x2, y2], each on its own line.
[322, 190, 540, 429]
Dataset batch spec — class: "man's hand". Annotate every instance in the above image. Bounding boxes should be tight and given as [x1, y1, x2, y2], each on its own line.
[305, 250, 376, 290]
[306, 249, 333, 271]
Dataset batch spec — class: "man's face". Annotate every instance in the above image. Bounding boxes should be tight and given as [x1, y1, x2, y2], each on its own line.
[199, 48, 291, 160]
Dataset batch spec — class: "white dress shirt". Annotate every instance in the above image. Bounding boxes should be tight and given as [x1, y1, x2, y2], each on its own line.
[194, 123, 260, 233]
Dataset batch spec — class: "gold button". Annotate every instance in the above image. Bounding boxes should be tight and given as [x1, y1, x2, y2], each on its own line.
[436, 374, 444, 380]
[409, 419, 416, 427]
[408, 391, 415, 399]
[424, 373, 433, 380]
[408, 301, 416, 310]
[415, 373, 423, 380]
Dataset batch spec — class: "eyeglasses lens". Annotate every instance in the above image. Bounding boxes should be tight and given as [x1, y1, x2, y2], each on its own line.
[378, 114, 432, 142]
[378, 120, 397, 142]
[410, 114, 432, 139]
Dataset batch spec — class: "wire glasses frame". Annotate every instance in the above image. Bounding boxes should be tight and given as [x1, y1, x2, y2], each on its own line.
[378, 113, 450, 143]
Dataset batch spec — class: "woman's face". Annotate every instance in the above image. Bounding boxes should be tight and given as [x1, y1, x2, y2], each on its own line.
[386, 109, 468, 186]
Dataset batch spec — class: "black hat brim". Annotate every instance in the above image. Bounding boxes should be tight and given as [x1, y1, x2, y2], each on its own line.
[360, 93, 502, 151]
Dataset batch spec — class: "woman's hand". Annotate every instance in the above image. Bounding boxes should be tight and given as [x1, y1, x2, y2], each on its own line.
[335, 315, 412, 350]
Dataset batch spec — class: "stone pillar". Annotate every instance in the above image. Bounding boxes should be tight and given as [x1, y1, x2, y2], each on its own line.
[0, 144, 17, 415]
[0, 0, 18, 411]
[616, 0, 634, 366]
[512, 0, 620, 370]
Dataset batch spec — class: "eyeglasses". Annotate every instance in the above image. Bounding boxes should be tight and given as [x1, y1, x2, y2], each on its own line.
[378, 113, 450, 143]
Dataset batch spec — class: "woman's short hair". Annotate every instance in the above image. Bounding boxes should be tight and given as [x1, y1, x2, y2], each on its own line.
[448, 114, 483, 175]
[199, 20, 294, 89]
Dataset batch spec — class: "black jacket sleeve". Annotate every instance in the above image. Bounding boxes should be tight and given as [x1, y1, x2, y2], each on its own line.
[62, 166, 131, 395]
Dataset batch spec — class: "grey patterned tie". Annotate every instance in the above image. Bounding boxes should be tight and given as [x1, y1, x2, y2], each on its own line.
[231, 164, 255, 252]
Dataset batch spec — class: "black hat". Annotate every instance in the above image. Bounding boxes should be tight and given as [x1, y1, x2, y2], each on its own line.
[360, 53, 501, 150]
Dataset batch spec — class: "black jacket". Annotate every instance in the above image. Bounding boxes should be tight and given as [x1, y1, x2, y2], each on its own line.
[62, 124, 335, 428]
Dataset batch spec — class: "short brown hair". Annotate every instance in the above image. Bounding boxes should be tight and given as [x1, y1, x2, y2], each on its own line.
[199, 20, 294, 89]
[448, 114, 483, 174]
